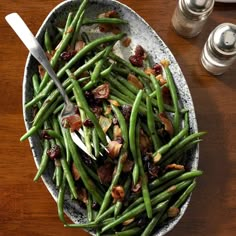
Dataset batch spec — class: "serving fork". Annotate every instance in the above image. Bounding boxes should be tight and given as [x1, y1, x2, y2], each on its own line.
[5, 13, 105, 159]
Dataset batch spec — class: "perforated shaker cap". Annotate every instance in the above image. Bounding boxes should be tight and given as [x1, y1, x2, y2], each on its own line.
[211, 23, 236, 58]
[180, 0, 215, 20]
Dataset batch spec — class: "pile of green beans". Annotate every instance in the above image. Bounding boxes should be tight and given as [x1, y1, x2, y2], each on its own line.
[22, 1, 206, 235]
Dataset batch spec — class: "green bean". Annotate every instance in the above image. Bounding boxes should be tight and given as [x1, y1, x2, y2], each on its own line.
[136, 121, 152, 218]
[163, 63, 180, 135]
[56, 33, 125, 79]
[101, 180, 192, 233]
[49, 138, 63, 188]
[174, 180, 196, 209]
[110, 73, 163, 117]
[83, 165, 104, 190]
[68, 72, 93, 156]
[149, 170, 185, 190]
[33, 139, 50, 181]
[106, 75, 137, 101]
[111, 65, 130, 77]
[44, 29, 53, 53]
[114, 176, 131, 218]
[55, 159, 63, 188]
[150, 170, 202, 199]
[91, 45, 113, 83]
[64, 128, 103, 204]
[38, 0, 89, 92]
[32, 73, 41, 94]
[65, 218, 113, 228]
[146, 57, 165, 113]
[82, 17, 128, 25]
[58, 146, 78, 199]
[87, 193, 93, 222]
[146, 96, 161, 150]
[92, 128, 100, 158]
[63, 12, 73, 39]
[73, 46, 107, 78]
[32, 74, 50, 181]
[162, 139, 202, 166]
[159, 131, 206, 165]
[129, 90, 143, 185]
[121, 200, 169, 232]
[21, 97, 61, 141]
[153, 112, 189, 163]
[138, 75, 153, 93]
[109, 88, 146, 115]
[69, 71, 107, 145]
[111, 227, 142, 236]
[141, 201, 169, 236]
[32, 83, 73, 126]
[95, 205, 115, 223]
[123, 170, 185, 214]
[45, 130, 64, 145]
[115, 74, 139, 93]
[100, 64, 114, 78]
[71, 11, 85, 48]
[96, 105, 129, 218]
[57, 175, 67, 224]
[26, 49, 105, 110]
[160, 180, 197, 224]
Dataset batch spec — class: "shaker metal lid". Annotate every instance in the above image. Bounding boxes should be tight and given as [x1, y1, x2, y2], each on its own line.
[212, 23, 236, 56]
[181, 0, 215, 20]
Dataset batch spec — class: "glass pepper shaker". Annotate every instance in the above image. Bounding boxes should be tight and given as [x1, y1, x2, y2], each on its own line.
[201, 23, 236, 75]
[171, 0, 215, 38]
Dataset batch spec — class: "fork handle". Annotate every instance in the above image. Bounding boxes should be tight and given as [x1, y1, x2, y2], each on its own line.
[5, 13, 71, 105]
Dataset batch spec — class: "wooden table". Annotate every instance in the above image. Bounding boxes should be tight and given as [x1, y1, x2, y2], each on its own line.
[0, 1, 236, 235]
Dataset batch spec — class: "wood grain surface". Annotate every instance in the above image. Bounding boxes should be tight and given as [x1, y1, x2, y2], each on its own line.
[0, 1, 236, 236]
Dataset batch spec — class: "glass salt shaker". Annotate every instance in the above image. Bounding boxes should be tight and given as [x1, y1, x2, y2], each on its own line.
[201, 23, 236, 75]
[171, 0, 215, 38]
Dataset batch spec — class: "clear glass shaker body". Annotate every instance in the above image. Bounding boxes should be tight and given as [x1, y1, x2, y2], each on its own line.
[171, 0, 215, 38]
[201, 23, 236, 75]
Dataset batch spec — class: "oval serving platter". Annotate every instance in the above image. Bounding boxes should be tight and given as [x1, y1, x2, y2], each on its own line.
[22, 0, 199, 235]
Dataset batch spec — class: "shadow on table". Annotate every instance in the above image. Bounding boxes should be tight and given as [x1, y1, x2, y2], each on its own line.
[164, 19, 234, 236]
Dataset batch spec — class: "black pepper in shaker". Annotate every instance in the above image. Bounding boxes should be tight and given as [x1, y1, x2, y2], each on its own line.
[201, 23, 236, 75]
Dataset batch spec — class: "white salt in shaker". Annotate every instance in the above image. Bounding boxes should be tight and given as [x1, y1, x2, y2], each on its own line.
[201, 23, 236, 75]
[171, 0, 215, 38]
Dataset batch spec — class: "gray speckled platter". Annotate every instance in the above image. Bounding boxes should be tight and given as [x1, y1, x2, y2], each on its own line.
[23, 0, 199, 235]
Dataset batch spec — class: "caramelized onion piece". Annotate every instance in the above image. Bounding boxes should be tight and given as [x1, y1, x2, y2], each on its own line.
[139, 129, 151, 154]
[122, 159, 134, 173]
[77, 188, 88, 205]
[145, 67, 155, 75]
[72, 162, 80, 181]
[108, 99, 120, 107]
[111, 185, 125, 201]
[122, 37, 131, 47]
[107, 140, 123, 159]
[156, 74, 167, 86]
[97, 162, 114, 185]
[159, 112, 174, 138]
[122, 218, 135, 225]
[127, 73, 143, 89]
[132, 179, 142, 193]
[99, 115, 112, 133]
[92, 83, 110, 99]
[113, 125, 122, 140]
[168, 206, 180, 218]
[75, 40, 85, 52]
[166, 163, 185, 171]
[62, 113, 82, 132]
